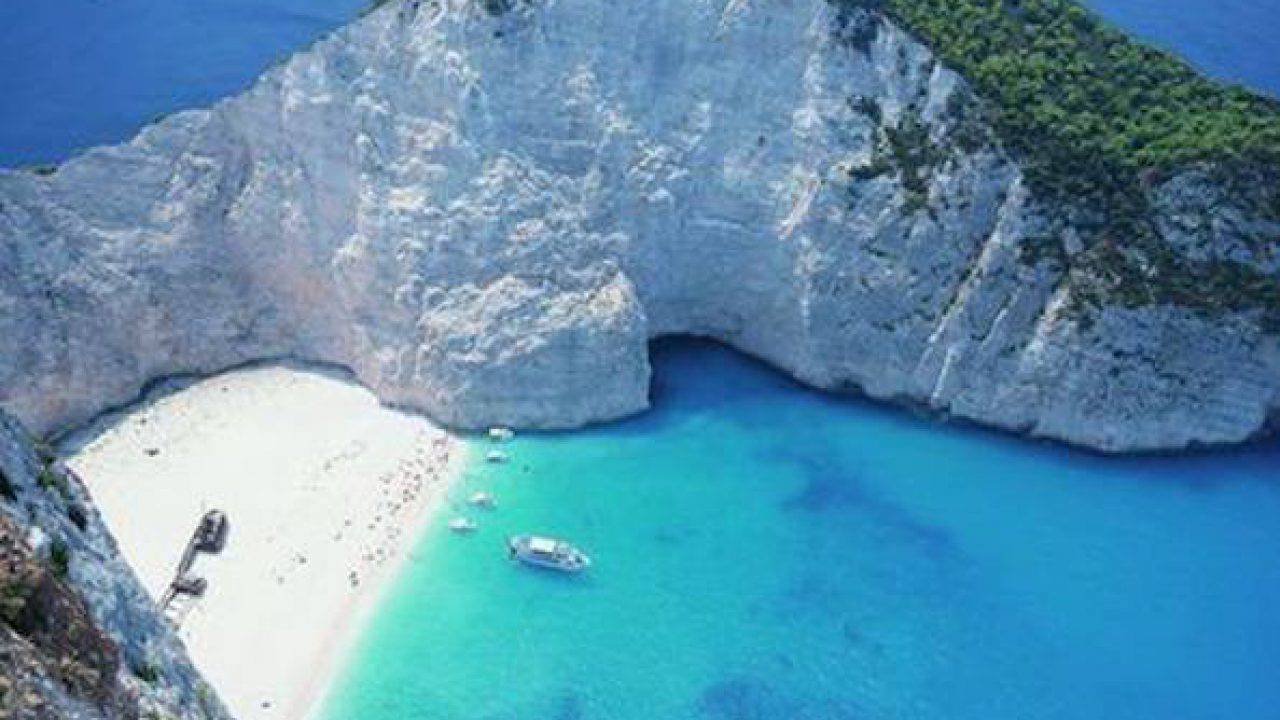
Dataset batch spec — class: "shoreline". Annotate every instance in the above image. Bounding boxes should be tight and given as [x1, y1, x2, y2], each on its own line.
[297, 441, 471, 720]
[62, 364, 472, 720]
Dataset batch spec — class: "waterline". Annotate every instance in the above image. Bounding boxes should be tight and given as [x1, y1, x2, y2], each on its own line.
[322, 340, 1280, 720]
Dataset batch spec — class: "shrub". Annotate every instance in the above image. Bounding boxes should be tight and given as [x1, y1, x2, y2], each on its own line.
[1, 583, 30, 626]
[131, 660, 161, 684]
[36, 467, 70, 503]
[67, 505, 88, 532]
[49, 540, 70, 580]
[0, 468, 15, 502]
[480, 0, 516, 16]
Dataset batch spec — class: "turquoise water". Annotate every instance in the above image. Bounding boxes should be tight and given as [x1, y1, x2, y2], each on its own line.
[323, 340, 1280, 720]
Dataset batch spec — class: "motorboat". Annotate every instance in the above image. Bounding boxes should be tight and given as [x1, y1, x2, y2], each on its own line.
[468, 491, 497, 509]
[448, 517, 478, 533]
[507, 535, 591, 573]
[487, 427, 515, 442]
[486, 450, 509, 464]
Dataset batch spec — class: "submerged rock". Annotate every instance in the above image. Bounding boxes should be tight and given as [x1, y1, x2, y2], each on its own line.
[0, 0, 1276, 451]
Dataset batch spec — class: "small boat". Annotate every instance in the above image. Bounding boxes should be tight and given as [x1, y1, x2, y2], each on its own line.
[487, 427, 515, 442]
[507, 535, 591, 573]
[448, 517, 478, 533]
[468, 491, 497, 509]
[486, 450, 509, 464]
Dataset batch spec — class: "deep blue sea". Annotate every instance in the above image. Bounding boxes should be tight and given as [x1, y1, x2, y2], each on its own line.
[320, 340, 1280, 720]
[0, 0, 366, 167]
[1085, 0, 1280, 98]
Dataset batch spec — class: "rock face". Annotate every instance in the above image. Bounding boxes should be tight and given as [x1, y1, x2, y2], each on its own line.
[0, 412, 228, 719]
[1, 511, 135, 720]
[0, 0, 1276, 451]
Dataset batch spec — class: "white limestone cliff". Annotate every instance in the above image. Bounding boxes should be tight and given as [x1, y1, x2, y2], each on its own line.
[0, 410, 229, 719]
[1, 0, 1277, 452]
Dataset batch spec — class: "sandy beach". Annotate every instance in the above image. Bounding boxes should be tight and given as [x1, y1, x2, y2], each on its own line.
[62, 364, 469, 720]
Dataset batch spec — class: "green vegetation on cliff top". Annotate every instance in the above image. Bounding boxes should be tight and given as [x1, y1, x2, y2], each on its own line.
[851, 0, 1280, 200]
[844, 0, 1280, 323]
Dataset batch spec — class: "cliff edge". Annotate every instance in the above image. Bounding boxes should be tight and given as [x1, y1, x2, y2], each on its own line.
[1, 0, 1277, 451]
[0, 411, 228, 719]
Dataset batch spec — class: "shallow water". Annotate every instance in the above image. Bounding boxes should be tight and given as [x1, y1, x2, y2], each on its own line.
[322, 340, 1280, 720]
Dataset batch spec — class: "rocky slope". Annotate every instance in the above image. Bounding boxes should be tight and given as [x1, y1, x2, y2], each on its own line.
[0, 411, 228, 719]
[0, 0, 1276, 451]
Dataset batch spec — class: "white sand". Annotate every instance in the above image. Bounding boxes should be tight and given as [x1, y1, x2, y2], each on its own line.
[63, 365, 469, 720]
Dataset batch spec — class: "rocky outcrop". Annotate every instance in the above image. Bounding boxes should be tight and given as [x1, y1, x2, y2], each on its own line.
[0, 412, 229, 719]
[1, 512, 131, 720]
[0, 0, 1276, 451]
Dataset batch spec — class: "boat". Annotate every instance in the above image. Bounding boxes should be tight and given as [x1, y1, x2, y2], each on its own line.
[507, 535, 591, 573]
[486, 450, 509, 463]
[448, 517, 478, 533]
[487, 426, 515, 442]
[468, 491, 497, 509]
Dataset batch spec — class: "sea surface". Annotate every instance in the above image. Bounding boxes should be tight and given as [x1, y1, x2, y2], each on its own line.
[321, 340, 1280, 720]
[2, 0, 1278, 167]
[0, 0, 366, 167]
[1083, 0, 1280, 98]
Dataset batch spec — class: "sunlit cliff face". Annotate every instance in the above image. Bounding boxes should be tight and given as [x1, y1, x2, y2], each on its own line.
[1, 0, 1277, 451]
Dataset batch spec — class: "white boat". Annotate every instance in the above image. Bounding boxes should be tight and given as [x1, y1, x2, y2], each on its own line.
[448, 517, 478, 533]
[507, 535, 591, 573]
[468, 491, 497, 509]
[486, 450, 509, 464]
[487, 427, 515, 442]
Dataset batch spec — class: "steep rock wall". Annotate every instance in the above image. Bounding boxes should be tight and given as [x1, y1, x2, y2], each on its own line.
[0, 412, 229, 719]
[0, 0, 1276, 451]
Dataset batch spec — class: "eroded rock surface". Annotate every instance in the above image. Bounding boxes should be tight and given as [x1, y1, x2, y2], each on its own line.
[1, 0, 1276, 451]
[0, 412, 228, 719]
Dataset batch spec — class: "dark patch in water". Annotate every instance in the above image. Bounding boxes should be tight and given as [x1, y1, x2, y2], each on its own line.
[772, 448, 956, 558]
[767, 444, 963, 621]
[554, 692, 585, 720]
[841, 619, 885, 656]
[697, 677, 860, 720]
[783, 571, 841, 606]
[781, 463, 863, 513]
[653, 526, 696, 545]
[481, 691, 585, 720]
[841, 620, 864, 646]
[770, 443, 870, 515]
[698, 678, 800, 720]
